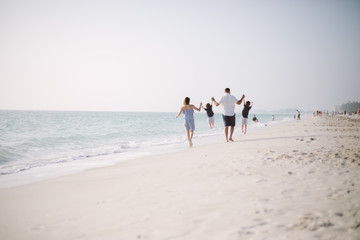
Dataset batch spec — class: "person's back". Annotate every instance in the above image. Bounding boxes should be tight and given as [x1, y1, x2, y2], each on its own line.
[183, 108, 194, 121]
[242, 104, 252, 118]
[212, 88, 245, 142]
[175, 97, 202, 147]
[241, 101, 252, 134]
[219, 93, 238, 116]
[204, 105, 214, 118]
[203, 103, 215, 128]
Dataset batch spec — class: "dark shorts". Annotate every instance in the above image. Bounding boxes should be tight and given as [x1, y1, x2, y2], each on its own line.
[222, 114, 236, 127]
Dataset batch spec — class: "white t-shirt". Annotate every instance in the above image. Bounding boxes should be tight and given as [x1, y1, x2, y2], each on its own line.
[218, 93, 238, 116]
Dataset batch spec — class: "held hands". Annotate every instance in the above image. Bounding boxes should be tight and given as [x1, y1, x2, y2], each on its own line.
[196, 102, 202, 112]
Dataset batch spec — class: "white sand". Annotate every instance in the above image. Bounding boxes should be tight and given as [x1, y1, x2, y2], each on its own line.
[0, 116, 359, 240]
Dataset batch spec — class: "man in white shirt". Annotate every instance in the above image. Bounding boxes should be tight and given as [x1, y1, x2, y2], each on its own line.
[212, 88, 245, 142]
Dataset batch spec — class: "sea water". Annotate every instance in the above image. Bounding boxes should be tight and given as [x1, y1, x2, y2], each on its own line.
[0, 110, 296, 186]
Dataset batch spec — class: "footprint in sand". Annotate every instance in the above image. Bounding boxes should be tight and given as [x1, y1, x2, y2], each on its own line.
[286, 213, 334, 231]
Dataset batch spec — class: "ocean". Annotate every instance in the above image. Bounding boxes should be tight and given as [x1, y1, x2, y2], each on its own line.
[0, 110, 296, 186]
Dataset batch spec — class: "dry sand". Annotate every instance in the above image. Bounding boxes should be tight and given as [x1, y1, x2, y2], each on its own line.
[0, 115, 359, 240]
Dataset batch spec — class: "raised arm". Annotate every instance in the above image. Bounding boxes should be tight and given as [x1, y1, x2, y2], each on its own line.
[192, 102, 202, 112]
[212, 97, 220, 106]
[236, 94, 245, 105]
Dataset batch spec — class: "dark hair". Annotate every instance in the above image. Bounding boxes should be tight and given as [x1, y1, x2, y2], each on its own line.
[184, 97, 190, 105]
[206, 103, 211, 109]
[225, 88, 230, 93]
[246, 101, 251, 106]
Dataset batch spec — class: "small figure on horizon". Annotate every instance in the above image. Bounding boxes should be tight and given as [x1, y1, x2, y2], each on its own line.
[241, 100, 253, 134]
[176, 97, 202, 147]
[252, 115, 258, 123]
[202, 100, 215, 128]
[297, 110, 301, 120]
[272, 115, 275, 121]
[212, 88, 245, 142]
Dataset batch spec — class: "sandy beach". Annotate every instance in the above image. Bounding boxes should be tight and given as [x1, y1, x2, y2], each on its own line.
[0, 115, 359, 240]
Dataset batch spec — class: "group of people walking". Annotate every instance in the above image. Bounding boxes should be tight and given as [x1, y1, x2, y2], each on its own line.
[176, 88, 252, 147]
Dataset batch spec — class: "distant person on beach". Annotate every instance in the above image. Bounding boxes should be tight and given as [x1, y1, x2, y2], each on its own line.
[252, 115, 258, 123]
[212, 88, 245, 142]
[272, 115, 275, 121]
[202, 101, 215, 128]
[176, 97, 202, 147]
[297, 110, 301, 120]
[241, 100, 253, 134]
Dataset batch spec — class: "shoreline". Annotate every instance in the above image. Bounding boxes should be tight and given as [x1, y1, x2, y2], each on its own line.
[0, 113, 300, 189]
[0, 116, 359, 239]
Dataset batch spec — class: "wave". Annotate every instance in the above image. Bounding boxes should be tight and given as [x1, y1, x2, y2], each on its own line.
[0, 140, 142, 175]
[0, 111, 300, 176]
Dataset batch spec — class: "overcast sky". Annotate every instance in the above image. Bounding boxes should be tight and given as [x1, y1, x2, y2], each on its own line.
[1, 0, 359, 112]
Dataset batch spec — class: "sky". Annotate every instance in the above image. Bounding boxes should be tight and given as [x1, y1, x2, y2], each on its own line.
[0, 0, 359, 112]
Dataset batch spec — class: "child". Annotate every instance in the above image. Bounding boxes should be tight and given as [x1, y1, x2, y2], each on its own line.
[176, 97, 202, 147]
[241, 100, 253, 134]
[202, 100, 215, 128]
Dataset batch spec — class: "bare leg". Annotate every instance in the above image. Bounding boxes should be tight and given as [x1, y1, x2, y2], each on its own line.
[244, 124, 247, 134]
[186, 130, 193, 147]
[229, 126, 235, 141]
[224, 126, 229, 142]
[242, 124, 244, 134]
